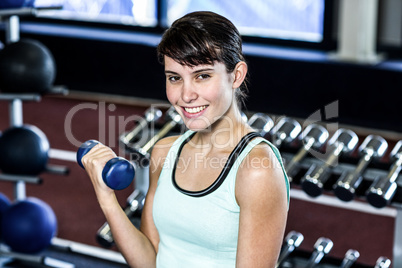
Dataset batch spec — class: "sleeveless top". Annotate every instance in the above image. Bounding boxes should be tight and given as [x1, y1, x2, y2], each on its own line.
[152, 130, 289, 268]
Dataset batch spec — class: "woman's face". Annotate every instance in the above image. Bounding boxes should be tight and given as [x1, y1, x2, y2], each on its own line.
[164, 56, 236, 131]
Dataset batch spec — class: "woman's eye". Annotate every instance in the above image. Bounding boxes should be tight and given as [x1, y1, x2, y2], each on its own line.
[197, 74, 210, 80]
[168, 76, 181, 82]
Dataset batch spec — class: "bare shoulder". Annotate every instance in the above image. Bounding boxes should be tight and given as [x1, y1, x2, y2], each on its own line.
[149, 135, 180, 172]
[235, 141, 287, 206]
[151, 135, 180, 157]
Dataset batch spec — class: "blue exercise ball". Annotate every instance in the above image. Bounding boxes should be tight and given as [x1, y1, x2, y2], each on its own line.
[0, 193, 11, 240]
[0, 39, 56, 93]
[1, 197, 57, 253]
[0, 0, 35, 9]
[0, 125, 50, 175]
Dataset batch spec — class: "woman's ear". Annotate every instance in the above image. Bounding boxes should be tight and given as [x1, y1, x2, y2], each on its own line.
[232, 61, 248, 89]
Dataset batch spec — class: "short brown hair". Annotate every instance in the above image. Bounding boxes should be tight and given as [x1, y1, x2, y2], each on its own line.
[157, 11, 248, 106]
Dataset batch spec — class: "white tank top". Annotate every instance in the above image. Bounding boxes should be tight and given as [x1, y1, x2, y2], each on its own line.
[153, 130, 289, 267]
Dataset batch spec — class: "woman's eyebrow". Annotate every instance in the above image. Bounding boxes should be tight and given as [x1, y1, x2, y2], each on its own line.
[164, 70, 179, 75]
[165, 68, 214, 75]
[192, 68, 214, 74]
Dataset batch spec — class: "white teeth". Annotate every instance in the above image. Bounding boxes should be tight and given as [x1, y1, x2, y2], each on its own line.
[184, 105, 207, 114]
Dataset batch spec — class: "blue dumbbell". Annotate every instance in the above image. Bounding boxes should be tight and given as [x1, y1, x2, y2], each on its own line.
[77, 140, 135, 190]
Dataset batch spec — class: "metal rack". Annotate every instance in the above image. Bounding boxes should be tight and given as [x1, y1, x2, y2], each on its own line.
[280, 148, 402, 267]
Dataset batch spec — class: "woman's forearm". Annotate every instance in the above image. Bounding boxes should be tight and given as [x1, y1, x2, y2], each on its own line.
[100, 194, 157, 268]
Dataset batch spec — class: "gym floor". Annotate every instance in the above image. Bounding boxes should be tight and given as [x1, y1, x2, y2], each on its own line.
[0, 94, 396, 267]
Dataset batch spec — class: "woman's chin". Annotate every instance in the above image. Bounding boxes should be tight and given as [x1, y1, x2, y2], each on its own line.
[184, 122, 212, 133]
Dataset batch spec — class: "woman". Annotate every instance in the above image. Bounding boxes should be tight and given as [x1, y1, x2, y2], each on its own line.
[81, 11, 289, 268]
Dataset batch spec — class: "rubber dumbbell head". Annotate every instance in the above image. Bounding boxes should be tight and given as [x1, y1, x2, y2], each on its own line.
[77, 140, 135, 190]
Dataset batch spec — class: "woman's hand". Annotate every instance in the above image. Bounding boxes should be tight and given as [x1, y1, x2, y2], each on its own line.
[80, 143, 117, 205]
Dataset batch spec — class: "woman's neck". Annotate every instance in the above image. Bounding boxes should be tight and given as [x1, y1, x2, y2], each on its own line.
[191, 104, 252, 151]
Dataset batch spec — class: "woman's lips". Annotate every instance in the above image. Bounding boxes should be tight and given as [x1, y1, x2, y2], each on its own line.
[181, 105, 208, 118]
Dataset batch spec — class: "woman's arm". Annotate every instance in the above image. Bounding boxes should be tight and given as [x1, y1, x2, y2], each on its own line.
[140, 135, 179, 253]
[81, 138, 174, 268]
[235, 143, 288, 268]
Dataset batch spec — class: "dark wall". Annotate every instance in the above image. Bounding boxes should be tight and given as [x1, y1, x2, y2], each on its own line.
[3, 28, 402, 133]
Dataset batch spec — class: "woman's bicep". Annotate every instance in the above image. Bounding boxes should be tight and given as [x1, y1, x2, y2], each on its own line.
[236, 147, 288, 267]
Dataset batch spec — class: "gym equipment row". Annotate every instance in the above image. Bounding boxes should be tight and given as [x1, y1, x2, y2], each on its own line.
[276, 231, 391, 268]
[117, 107, 402, 209]
[0, 91, 74, 267]
[107, 107, 402, 267]
[0, 8, 130, 267]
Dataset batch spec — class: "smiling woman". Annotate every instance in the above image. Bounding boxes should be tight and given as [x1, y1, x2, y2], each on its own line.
[80, 11, 289, 268]
[163, 57, 244, 131]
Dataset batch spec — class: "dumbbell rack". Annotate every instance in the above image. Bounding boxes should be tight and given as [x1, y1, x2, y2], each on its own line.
[0, 7, 69, 199]
[279, 144, 402, 267]
[0, 9, 75, 268]
[0, 93, 42, 200]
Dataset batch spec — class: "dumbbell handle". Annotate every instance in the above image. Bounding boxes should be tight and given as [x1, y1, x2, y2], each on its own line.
[382, 156, 402, 185]
[334, 149, 374, 197]
[305, 251, 325, 268]
[122, 118, 149, 144]
[339, 249, 360, 268]
[344, 150, 374, 185]
[141, 119, 178, 153]
[286, 138, 315, 177]
[308, 143, 344, 181]
[97, 190, 145, 247]
[276, 231, 304, 267]
[122, 108, 162, 144]
[304, 238, 333, 268]
[375, 257, 391, 268]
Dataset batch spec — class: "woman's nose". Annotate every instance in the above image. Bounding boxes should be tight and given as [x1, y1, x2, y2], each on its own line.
[181, 82, 198, 103]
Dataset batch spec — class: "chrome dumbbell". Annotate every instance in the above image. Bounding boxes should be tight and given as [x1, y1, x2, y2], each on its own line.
[271, 117, 302, 148]
[374, 257, 391, 268]
[304, 237, 333, 268]
[120, 107, 162, 151]
[247, 113, 274, 137]
[301, 129, 358, 197]
[276, 231, 304, 268]
[130, 106, 183, 167]
[334, 135, 388, 202]
[366, 140, 402, 208]
[285, 124, 329, 181]
[96, 190, 145, 247]
[339, 249, 360, 268]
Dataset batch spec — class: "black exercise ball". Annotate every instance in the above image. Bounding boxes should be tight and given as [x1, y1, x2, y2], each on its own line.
[1, 197, 57, 254]
[0, 125, 50, 175]
[0, 39, 56, 93]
